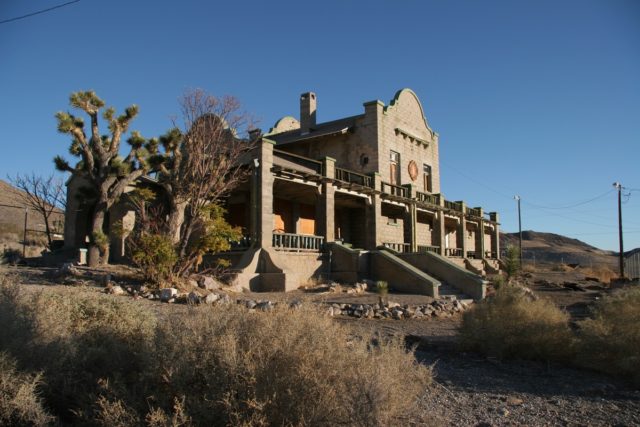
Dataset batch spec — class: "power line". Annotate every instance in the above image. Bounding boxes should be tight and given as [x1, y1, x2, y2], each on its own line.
[0, 0, 80, 25]
[523, 189, 614, 210]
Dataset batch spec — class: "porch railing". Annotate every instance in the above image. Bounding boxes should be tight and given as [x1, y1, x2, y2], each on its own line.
[485, 251, 497, 259]
[381, 182, 408, 198]
[445, 248, 463, 257]
[415, 191, 440, 206]
[466, 250, 478, 259]
[417, 245, 440, 254]
[273, 149, 323, 175]
[272, 233, 324, 252]
[335, 167, 373, 188]
[383, 242, 411, 253]
[444, 200, 463, 212]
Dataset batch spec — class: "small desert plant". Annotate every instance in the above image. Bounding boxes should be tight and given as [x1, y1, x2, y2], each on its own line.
[0, 352, 54, 426]
[577, 287, 640, 385]
[503, 245, 520, 280]
[131, 233, 178, 285]
[376, 280, 389, 305]
[460, 285, 575, 361]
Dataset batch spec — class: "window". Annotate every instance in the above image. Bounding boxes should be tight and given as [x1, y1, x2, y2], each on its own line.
[423, 164, 432, 193]
[390, 151, 400, 185]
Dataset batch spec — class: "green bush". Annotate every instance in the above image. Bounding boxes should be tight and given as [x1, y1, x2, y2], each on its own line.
[460, 285, 575, 361]
[132, 233, 178, 284]
[577, 287, 640, 385]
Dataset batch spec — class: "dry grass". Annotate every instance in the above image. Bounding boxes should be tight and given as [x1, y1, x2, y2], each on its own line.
[579, 266, 617, 284]
[0, 352, 54, 426]
[577, 287, 640, 385]
[459, 285, 575, 362]
[0, 274, 431, 425]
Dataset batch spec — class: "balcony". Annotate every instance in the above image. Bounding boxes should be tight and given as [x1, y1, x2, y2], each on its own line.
[335, 167, 373, 188]
[416, 191, 440, 206]
[272, 233, 324, 252]
[467, 207, 482, 217]
[444, 200, 463, 212]
[381, 182, 408, 198]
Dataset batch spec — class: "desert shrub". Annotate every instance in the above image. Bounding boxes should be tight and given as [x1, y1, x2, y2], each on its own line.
[132, 233, 178, 284]
[0, 352, 54, 426]
[503, 245, 520, 280]
[579, 266, 617, 284]
[152, 304, 431, 426]
[460, 285, 575, 361]
[0, 276, 156, 421]
[577, 287, 640, 385]
[1, 248, 22, 265]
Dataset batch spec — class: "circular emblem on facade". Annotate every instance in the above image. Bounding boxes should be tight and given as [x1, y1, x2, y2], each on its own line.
[408, 160, 418, 181]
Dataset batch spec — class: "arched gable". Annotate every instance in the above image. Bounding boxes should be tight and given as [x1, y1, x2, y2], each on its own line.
[384, 89, 435, 139]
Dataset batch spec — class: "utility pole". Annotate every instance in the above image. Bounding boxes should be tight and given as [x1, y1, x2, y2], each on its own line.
[613, 182, 624, 278]
[514, 195, 522, 267]
[22, 207, 28, 258]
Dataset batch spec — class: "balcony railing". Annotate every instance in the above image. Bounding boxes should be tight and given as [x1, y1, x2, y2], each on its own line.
[445, 248, 463, 257]
[335, 167, 373, 188]
[381, 182, 408, 198]
[416, 191, 440, 206]
[273, 149, 323, 175]
[467, 207, 482, 217]
[383, 242, 411, 253]
[272, 233, 324, 252]
[444, 200, 463, 212]
[417, 245, 440, 254]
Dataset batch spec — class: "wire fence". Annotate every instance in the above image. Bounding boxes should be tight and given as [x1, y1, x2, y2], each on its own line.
[0, 203, 64, 254]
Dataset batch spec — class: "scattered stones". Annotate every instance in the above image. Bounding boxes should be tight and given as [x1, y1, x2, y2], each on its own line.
[160, 287, 178, 302]
[198, 275, 222, 291]
[204, 293, 220, 305]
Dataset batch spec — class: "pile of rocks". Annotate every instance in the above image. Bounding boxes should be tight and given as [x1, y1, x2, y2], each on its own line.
[326, 299, 470, 319]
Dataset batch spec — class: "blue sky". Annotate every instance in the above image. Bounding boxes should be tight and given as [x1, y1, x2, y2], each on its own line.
[1, 0, 638, 251]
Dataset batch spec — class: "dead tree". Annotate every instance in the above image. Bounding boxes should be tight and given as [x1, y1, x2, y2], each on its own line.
[9, 173, 65, 247]
[152, 89, 257, 273]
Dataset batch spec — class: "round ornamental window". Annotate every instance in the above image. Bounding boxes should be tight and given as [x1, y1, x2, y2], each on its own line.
[408, 160, 418, 181]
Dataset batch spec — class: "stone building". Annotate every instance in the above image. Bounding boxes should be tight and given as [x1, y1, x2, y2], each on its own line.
[63, 88, 499, 299]
[220, 89, 499, 299]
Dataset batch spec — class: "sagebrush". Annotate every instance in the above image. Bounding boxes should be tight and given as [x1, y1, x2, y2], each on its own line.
[0, 274, 431, 426]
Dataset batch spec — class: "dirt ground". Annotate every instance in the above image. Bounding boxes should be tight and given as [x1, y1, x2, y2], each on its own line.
[2, 263, 639, 426]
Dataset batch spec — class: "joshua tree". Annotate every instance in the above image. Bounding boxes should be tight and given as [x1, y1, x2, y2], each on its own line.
[54, 91, 157, 266]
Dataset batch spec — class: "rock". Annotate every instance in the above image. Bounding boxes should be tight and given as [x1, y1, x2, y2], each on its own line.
[160, 288, 178, 302]
[187, 291, 201, 305]
[218, 294, 232, 305]
[387, 301, 400, 309]
[188, 279, 199, 289]
[204, 293, 220, 305]
[59, 262, 80, 276]
[198, 276, 222, 290]
[498, 407, 510, 417]
[506, 397, 524, 406]
[289, 300, 303, 310]
[392, 309, 403, 320]
[256, 301, 274, 311]
[99, 274, 112, 286]
[106, 284, 125, 296]
[245, 300, 257, 309]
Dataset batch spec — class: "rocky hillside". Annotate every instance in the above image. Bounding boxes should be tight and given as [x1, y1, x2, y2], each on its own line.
[500, 230, 619, 267]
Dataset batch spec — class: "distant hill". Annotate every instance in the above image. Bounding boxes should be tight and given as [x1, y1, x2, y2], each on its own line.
[500, 230, 618, 268]
[0, 179, 64, 255]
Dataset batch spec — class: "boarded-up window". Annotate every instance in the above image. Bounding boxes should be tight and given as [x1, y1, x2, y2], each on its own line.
[299, 203, 316, 235]
[273, 199, 293, 233]
[423, 164, 432, 193]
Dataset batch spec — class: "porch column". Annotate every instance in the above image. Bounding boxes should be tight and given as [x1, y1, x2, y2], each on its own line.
[249, 158, 259, 245]
[321, 157, 336, 243]
[259, 139, 275, 248]
[436, 194, 446, 256]
[406, 184, 417, 252]
[477, 208, 485, 260]
[366, 173, 383, 250]
[458, 202, 467, 258]
[490, 212, 500, 260]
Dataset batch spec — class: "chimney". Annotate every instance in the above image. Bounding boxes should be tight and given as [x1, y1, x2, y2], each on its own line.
[300, 92, 316, 133]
